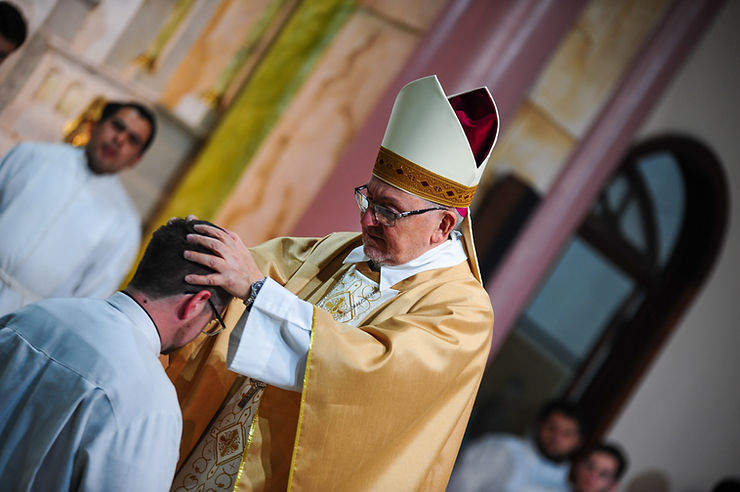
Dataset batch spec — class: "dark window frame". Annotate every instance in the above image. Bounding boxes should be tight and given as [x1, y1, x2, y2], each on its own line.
[471, 135, 728, 443]
[567, 135, 729, 440]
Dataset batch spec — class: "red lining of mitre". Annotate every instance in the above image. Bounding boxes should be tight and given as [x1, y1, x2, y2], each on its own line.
[448, 88, 498, 217]
[449, 88, 498, 167]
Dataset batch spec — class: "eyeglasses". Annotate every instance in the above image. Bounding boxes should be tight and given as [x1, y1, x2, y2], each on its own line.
[202, 297, 227, 336]
[354, 185, 446, 227]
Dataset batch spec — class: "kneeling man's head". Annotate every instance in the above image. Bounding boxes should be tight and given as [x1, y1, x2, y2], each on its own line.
[128, 218, 232, 353]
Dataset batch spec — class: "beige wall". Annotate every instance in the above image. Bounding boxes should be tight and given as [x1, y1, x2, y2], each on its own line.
[608, 2, 740, 491]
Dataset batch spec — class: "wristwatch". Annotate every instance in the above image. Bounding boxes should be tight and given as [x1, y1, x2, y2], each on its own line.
[243, 277, 266, 310]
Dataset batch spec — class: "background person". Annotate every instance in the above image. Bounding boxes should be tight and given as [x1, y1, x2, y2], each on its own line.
[447, 399, 585, 492]
[0, 1, 26, 65]
[0, 218, 232, 492]
[0, 101, 156, 316]
[570, 442, 628, 492]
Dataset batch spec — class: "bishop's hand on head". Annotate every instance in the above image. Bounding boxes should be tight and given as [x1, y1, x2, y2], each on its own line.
[184, 222, 264, 301]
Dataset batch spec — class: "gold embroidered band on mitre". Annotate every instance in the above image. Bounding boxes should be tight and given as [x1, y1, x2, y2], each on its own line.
[372, 147, 477, 208]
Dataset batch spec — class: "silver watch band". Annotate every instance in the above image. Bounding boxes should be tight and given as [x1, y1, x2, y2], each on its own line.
[243, 277, 266, 309]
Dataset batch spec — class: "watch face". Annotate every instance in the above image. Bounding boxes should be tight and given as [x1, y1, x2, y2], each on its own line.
[246, 278, 265, 308]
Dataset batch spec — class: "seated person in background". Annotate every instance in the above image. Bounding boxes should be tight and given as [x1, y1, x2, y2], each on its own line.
[570, 442, 628, 492]
[447, 399, 585, 492]
[0, 100, 156, 316]
[0, 1, 26, 65]
[0, 219, 232, 492]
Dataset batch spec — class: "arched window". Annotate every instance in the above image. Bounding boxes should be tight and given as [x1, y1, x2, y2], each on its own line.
[467, 135, 729, 441]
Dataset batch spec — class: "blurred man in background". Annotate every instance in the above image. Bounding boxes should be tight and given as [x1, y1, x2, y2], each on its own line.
[448, 399, 585, 492]
[0, 101, 156, 315]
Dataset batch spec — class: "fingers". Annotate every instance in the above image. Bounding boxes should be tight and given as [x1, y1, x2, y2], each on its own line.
[186, 233, 227, 257]
[225, 229, 241, 241]
[182, 221, 259, 300]
[184, 273, 221, 286]
[168, 215, 199, 225]
[193, 223, 229, 241]
[184, 263, 251, 299]
[184, 249, 225, 270]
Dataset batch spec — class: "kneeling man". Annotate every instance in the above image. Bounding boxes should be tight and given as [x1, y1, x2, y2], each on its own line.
[0, 218, 232, 492]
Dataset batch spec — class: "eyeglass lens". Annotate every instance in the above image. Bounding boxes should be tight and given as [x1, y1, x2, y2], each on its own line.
[355, 187, 397, 226]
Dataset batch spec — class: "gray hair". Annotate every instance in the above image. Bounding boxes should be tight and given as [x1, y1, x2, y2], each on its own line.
[422, 197, 464, 229]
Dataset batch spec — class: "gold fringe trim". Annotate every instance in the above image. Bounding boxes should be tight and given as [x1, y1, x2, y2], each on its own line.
[232, 378, 266, 492]
[372, 147, 477, 208]
[233, 412, 258, 492]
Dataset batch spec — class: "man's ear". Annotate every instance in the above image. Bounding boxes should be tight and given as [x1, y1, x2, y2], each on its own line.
[431, 210, 457, 244]
[179, 290, 211, 321]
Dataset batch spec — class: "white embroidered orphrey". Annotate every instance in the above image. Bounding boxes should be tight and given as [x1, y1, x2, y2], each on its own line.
[316, 264, 397, 326]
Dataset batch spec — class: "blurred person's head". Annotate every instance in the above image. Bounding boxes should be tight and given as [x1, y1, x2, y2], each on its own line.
[0, 2, 26, 65]
[85, 101, 156, 174]
[535, 399, 585, 463]
[571, 442, 628, 492]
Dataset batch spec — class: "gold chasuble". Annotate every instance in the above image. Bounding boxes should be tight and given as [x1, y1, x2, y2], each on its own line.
[167, 228, 493, 491]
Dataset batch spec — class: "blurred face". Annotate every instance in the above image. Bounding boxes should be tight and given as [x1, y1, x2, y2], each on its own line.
[0, 34, 19, 65]
[360, 177, 446, 266]
[572, 451, 619, 492]
[86, 107, 151, 174]
[537, 411, 582, 462]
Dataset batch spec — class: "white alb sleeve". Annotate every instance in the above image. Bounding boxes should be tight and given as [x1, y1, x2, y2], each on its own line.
[226, 278, 313, 392]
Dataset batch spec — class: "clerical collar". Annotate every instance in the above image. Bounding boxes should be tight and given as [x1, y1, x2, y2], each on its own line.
[344, 230, 467, 290]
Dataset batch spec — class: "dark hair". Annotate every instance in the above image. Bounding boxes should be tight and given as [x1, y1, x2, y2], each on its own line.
[584, 442, 629, 481]
[713, 478, 740, 492]
[99, 101, 157, 153]
[129, 218, 231, 310]
[0, 2, 27, 47]
[536, 399, 586, 435]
